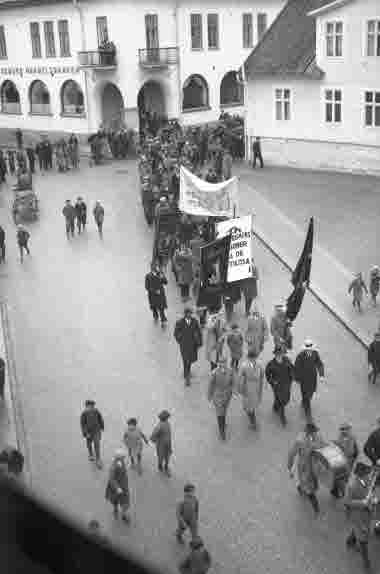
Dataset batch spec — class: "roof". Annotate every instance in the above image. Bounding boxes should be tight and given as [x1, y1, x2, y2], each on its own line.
[308, 0, 354, 16]
[244, 0, 329, 80]
[0, 0, 67, 9]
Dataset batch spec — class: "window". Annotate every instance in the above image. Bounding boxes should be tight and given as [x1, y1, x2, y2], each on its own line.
[326, 21, 342, 57]
[257, 13, 267, 41]
[30, 22, 41, 58]
[29, 80, 51, 115]
[145, 14, 159, 53]
[207, 14, 219, 50]
[190, 14, 202, 50]
[366, 20, 380, 56]
[182, 74, 209, 111]
[220, 71, 244, 106]
[275, 88, 291, 120]
[58, 20, 70, 57]
[0, 80, 21, 114]
[243, 14, 253, 48]
[364, 91, 380, 126]
[325, 89, 342, 123]
[0, 26, 7, 60]
[44, 21, 56, 57]
[61, 80, 84, 115]
[96, 16, 108, 47]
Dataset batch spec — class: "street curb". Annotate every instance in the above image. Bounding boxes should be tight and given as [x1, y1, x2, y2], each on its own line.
[251, 226, 370, 352]
[0, 303, 32, 487]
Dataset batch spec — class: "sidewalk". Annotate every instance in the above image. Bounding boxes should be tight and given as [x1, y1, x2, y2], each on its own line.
[235, 163, 380, 349]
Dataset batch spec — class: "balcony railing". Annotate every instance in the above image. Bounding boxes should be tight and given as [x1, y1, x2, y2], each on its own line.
[138, 47, 178, 68]
[78, 49, 117, 69]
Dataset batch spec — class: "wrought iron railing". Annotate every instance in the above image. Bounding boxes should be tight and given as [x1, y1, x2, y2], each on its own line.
[138, 47, 178, 67]
[78, 49, 117, 68]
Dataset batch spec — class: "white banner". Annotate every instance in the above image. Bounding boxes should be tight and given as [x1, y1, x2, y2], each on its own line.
[216, 215, 254, 282]
[179, 166, 238, 218]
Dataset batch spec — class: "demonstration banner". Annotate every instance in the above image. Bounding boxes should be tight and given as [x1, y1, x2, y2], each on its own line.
[179, 166, 238, 218]
[216, 215, 254, 283]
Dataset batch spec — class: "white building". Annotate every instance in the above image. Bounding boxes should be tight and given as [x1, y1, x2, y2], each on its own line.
[243, 0, 380, 174]
[0, 0, 284, 137]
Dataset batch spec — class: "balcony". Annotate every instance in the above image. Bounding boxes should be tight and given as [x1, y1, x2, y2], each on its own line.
[78, 49, 117, 70]
[138, 47, 178, 69]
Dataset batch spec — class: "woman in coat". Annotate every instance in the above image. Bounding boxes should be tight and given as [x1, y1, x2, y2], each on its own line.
[105, 449, 130, 522]
[205, 312, 227, 371]
[238, 349, 264, 430]
[150, 410, 172, 476]
[207, 356, 234, 440]
[245, 306, 269, 357]
[265, 344, 294, 426]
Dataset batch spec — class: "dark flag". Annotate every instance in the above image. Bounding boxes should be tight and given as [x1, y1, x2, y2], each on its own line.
[286, 283, 306, 322]
[286, 217, 314, 321]
[196, 234, 231, 309]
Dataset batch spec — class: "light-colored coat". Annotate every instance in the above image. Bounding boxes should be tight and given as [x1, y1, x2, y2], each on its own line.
[238, 358, 264, 412]
[208, 366, 234, 416]
[205, 314, 227, 364]
[287, 432, 325, 494]
[245, 314, 269, 355]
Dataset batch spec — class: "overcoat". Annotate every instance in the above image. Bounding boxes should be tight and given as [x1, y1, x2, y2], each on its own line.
[294, 349, 324, 399]
[238, 358, 264, 412]
[208, 366, 234, 416]
[270, 311, 287, 346]
[226, 329, 244, 360]
[245, 314, 269, 355]
[145, 271, 167, 310]
[287, 432, 325, 494]
[370, 271, 380, 298]
[174, 316, 202, 364]
[150, 420, 172, 461]
[174, 250, 194, 286]
[105, 460, 130, 507]
[205, 315, 227, 364]
[265, 356, 294, 406]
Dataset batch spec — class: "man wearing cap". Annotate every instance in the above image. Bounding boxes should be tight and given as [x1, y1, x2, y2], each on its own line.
[363, 418, 380, 466]
[176, 483, 199, 543]
[178, 536, 211, 574]
[368, 331, 380, 385]
[294, 339, 325, 420]
[80, 400, 104, 468]
[174, 306, 202, 385]
[331, 423, 359, 498]
[208, 356, 234, 439]
[16, 224, 30, 263]
[265, 343, 294, 426]
[245, 304, 269, 357]
[105, 450, 130, 522]
[369, 265, 380, 306]
[348, 272, 368, 312]
[62, 199, 75, 239]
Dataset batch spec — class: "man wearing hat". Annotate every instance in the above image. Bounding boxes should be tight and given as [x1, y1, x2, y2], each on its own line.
[368, 330, 380, 384]
[294, 339, 325, 420]
[150, 410, 172, 476]
[348, 272, 368, 312]
[174, 305, 202, 385]
[178, 536, 211, 574]
[80, 400, 104, 469]
[208, 355, 234, 439]
[176, 483, 199, 543]
[16, 224, 30, 263]
[145, 262, 168, 325]
[265, 342, 294, 426]
[330, 422, 359, 498]
[62, 199, 75, 239]
[363, 418, 380, 466]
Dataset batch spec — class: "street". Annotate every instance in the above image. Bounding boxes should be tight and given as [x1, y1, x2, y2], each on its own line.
[0, 160, 379, 574]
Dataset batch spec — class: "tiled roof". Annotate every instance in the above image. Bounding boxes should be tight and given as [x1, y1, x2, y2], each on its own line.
[244, 0, 329, 79]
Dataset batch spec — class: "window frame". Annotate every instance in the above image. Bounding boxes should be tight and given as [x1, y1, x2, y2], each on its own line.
[366, 20, 380, 57]
[364, 90, 380, 127]
[182, 74, 210, 112]
[190, 13, 203, 51]
[61, 79, 85, 117]
[0, 80, 21, 114]
[145, 14, 159, 51]
[257, 13, 267, 41]
[323, 88, 342, 124]
[0, 26, 7, 60]
[29, 79, 52, 116]
[325, 20, 343, 58]
[274, 87, 291, 121]
[96, 16, 109, 48]
[58, 19, 71, 58]
[242, 13, 253, 49]
[207, 13, 219, 50]
[30, 22, 42, 59]
[44, 21, 56, 58]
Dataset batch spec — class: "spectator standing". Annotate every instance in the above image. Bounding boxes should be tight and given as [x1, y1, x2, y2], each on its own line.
[348, 272, 368, 312]
[252, 136, 264, 168]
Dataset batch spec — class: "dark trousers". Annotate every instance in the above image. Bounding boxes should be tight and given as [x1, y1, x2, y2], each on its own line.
[300, 388, 312, 418]
[18, 243, 30, 261]
[152, 306, 167, 323]
[157, 450, 171, 470]
[183, 358, 192, 379]
[252, 151, 264, 168]
[244, 294, 253, 316]
[217, 415, 226, 439]
[38, 155, 43, 171]
[231, 358, 239, 370]
[96, 221, 103, 237]
[210, 361, 217, 371]
[86, 433, 101, 461]
[272, 395, 287, 425]
[180, 284, 190, 299]
[0, 366, 5, 398]
[0, 243, 5, 262]
[369, 364, 379, 384]
[65, 220, 75, 238]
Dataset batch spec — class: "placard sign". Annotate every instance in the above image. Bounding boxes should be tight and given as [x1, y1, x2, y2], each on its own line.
[216, 214, 254, 282]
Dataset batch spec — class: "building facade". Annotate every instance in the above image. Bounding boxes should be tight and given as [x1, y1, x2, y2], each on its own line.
[243, 0, 380, 174]
[0, 0, 284, 136]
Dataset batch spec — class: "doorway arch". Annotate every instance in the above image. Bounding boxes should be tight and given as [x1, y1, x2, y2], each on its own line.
[101, 83, 124, 130]
[137, 80, 165, 132]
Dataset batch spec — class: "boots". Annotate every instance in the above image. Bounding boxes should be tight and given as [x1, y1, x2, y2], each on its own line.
[217, 416, 226, 440]
[359, 542, 371, 571]
[248, 410, 257, 430]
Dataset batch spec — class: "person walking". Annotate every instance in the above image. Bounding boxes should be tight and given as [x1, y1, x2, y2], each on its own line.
[74, 197, 84, 234]
[241, 268, 259, 316]
[68, 133, 79, 169]
[0, 150, 7, 183]
[7, 149, 16, 175]
[294, 339, 325, 420]
[80, 400, 104, 469]
[93, 201, 105, 237]
[270, 304, 292, 351]
[79, 197, 87, 232]
[226, 322, 244, 371]
[174, 305, 202, 385]
[0, 225, 5, 263]
[35, 139, 44, 172]
[123, 417, 149, 475]
[369, 265, 380, 306]
[368, 330, 380, 385]
[145, 262, 168, 326]
[330, 422, 359, 498]
[16, 225, 30, 263]
[252, 137, 264, 168]
[178, 536, 212, 574]
[62, 200, 75, 239]
[238, 349, 265, 430]
[348, 272, 368, 312]
[176, 483, 199, 544]
[0, 356, 5, 400]
[245, 304, 269, 357]
[105, 449, 130, 523]
[288, 422, 325, 516]
[207, 356, 234, 440]
[265, 343, 294, 426]
[174, 244, 194, 301]
[205, 311, 227, 372]
[363, 417, 380, 465]
[26, 146, 35, 174]
[150, 410, 172, 476]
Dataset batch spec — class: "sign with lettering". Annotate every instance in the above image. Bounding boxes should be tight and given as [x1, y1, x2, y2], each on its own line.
[0, 65, 80, 78]
[216, 215, 255, 282]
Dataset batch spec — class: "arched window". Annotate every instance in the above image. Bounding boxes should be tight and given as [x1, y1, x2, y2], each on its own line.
[61, 80, 85, 115]
[220, 71, 244, 107]
[0, 80, 21, 114]
[29, 80, 51, 115]
[182, 74, 209, 111]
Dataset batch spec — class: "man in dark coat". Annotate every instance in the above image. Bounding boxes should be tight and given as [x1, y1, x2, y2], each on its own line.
[252, 136, 264, 168]
[363, 417, 380, 465]
[62, 200, 76, 238]
[174, 305, 202, 385]
[294, 339, 325, 420]
[265, 342, 294, 426]
[80, 400, 104, 469]
[368, 331, 380, 384]
[16, 225, 30, 263]
[26, 147, 35, 174]
[0, 225, 5, 263]
[145, 262, 168, 325]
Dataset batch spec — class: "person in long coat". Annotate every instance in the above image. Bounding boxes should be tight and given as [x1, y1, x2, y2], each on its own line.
[145, 262, 168, 325]
[288, 422, 326, 517]
[270, 304, 292, 350]
[294, 339, 325, 420]
[330, 422, 359, 498]
[63, 200, 75, 239]
[265, 343, 294, 426]
[105, 449, 130, 522]
[348, 272, 368, 312]
[226, 323, 244, 371]
[238, 348, 264, 430]
[174, 305, 202, 385]
[245, 305, 269, 357]
[174, 245, 194, 300]
[241, 268, 259, 316]
[208, 356, 234, 440]
[205, 311, 227, 372]
[369, 265, 380, 306]
[150, 410, 172, 476]
[368, 330, 380, 385]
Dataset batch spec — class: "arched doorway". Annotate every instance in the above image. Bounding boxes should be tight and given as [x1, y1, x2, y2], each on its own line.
[61, 80, 85, 116]
[220, 71, 244, 107]
[137, 81, 165, 134]
[182, 74, 209, 111]
[101, 83, 124, 130]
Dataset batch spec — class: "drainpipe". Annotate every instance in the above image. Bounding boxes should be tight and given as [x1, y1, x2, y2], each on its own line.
[73, 0, 93, 136]
[174, 0, 182, 122]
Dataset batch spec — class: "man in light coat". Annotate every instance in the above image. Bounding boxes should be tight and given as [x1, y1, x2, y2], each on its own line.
[348, 272, 368, 312]
[294, 339, 325, 420]
[207, 356, 234, 440]
[205, 311, 227, 372]
[245, 304, 269, 357]
[238, 348, 264, 430]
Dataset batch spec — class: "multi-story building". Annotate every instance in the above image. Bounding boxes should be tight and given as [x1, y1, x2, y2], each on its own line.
[243, 0, 380, 173]
[0, 0, 284, 136]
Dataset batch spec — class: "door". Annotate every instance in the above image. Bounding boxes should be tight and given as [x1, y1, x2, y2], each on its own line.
[145, 14, 159, 62]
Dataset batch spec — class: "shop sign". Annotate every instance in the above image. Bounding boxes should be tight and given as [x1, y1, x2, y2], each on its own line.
[0, 65, 80, 78]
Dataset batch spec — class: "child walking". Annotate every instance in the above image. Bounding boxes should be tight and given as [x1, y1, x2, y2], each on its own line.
[123, 418, 149, 475]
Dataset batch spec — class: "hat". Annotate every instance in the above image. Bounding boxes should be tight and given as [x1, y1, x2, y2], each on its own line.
[339, 422, 352, 431]
[190, 536, 204, 549]
[158, 410, 170, 421]
[305, 422, 319, 434]
[114, 448, 126, 459]
[127, 418, 137, 426]
[184, 304, 193, 314]
[273, 343, 285, 356]
[85, 400, 95, 407]
[371, 265, 380, 271]
[184, 483, 195, 493]
[304, 339, 313, 348]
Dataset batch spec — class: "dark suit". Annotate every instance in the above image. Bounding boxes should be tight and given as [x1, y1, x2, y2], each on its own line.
[294, 348, 324, 417]
[174, 316, 202, 380]
[145, 271, 167, 322]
